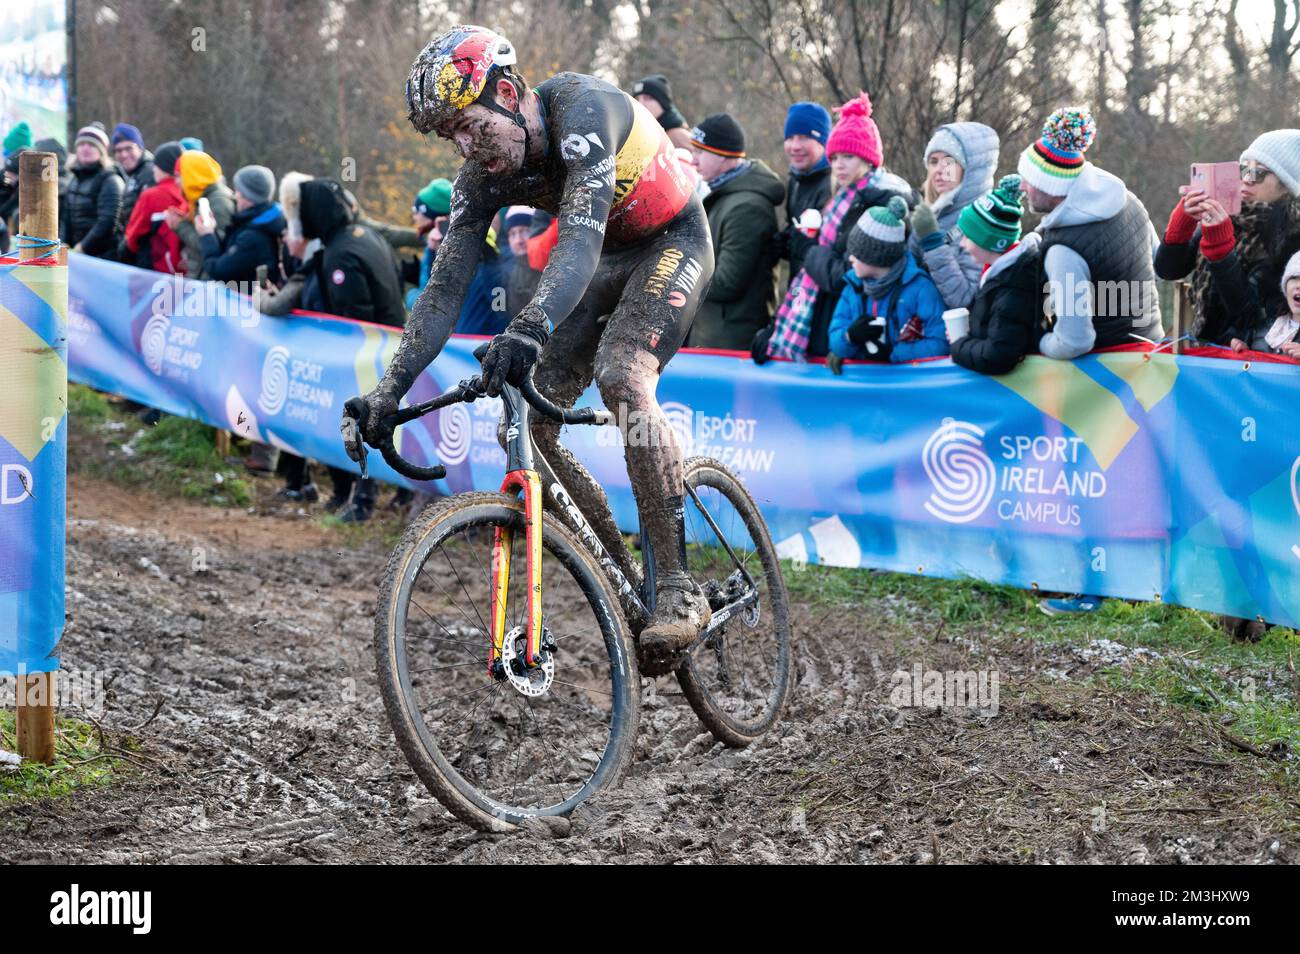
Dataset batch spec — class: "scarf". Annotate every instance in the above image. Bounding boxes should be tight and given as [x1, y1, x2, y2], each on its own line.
[861, 255, 907, 300]
[1189, 196, 1300, 337]
[1265, 313, 1300, 350]
[768, 168, 884, 361]
[708, 159, 752, 191]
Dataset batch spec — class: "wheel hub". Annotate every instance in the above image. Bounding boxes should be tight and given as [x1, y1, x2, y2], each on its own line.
[500, 625, 556, 697]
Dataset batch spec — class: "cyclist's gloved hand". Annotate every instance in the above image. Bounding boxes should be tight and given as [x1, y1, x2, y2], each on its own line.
[481, 314, 549, 396]
[827, 352, 845, 376]
[341, 386, 399, 462]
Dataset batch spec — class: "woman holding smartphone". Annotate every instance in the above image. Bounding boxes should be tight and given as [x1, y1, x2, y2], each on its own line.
[1154, 128, 1300, 348]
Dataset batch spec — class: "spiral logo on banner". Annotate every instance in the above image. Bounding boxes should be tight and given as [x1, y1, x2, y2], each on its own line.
[436, 403, 472, 465]
[141, 313, 170, 375]
[257, 346, 291, 416]
[923, 420, 995, 524]
[661, 401, 695, 455]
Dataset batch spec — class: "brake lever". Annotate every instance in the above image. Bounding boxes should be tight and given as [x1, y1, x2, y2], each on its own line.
[340, 413, 369, 479]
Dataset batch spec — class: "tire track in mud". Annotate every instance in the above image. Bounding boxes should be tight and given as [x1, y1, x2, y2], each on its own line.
[1, 477, 1294, 864]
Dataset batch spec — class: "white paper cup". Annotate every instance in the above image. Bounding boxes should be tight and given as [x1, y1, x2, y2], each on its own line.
[798, 208, 823, 238]
[942, 307, 970, 342]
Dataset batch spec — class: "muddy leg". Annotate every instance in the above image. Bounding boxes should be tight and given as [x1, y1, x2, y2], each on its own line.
[496, 305, 640, 585]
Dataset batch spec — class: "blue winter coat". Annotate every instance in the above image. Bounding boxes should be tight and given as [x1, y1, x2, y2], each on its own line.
[829, 252, 949, 363]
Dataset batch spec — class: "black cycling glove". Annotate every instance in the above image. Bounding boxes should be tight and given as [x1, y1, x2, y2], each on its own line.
[480, 315, 549, 396]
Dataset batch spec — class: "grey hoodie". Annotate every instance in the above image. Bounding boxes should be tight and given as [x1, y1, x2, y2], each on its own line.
[1036, 163, 1161, 359]
[912, 121, 999, 308]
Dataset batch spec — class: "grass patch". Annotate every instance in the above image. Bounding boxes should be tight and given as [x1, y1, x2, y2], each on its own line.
[782, 561, 1300, 759]
[68, 384, 251, 507]
[0, 710, 124, 802]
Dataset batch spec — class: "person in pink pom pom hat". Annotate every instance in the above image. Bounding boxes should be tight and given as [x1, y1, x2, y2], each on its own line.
[758, 91, 915, 363]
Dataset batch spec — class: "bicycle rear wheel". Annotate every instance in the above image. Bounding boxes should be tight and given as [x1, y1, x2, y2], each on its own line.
[375, 491, 639, 832]
[676, 457, 792, 747]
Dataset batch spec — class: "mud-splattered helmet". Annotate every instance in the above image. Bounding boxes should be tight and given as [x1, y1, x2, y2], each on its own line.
[406, 25, 519, 134]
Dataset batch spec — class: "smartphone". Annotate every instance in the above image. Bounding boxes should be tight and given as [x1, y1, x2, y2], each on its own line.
[198, 196, 212, 223]
[1190, 162, 1242, 216]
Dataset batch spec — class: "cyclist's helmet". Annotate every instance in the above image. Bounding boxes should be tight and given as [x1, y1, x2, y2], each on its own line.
[406, 25, 519, 135]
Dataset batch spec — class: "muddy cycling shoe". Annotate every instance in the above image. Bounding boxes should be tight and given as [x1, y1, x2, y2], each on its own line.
[637, 572, 712, 677]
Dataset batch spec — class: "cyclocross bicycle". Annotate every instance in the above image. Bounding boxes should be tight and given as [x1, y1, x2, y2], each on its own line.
[343, 351, 792, 832]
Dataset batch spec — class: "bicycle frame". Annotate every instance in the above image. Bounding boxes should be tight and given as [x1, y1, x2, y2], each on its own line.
[490, 383, 654, 676]
[369, 373, 761, 674]
[490, 382, 761, 670]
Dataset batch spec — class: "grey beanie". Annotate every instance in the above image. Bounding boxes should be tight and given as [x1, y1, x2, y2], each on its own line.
[923, 126, 967, 170]
[1240, 129, 1300, 197]
[233, 164, 275, 204]
[847, 195, 910, 267]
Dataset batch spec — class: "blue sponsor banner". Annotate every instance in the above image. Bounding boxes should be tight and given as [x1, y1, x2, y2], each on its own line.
[0, 259, 68, 674]
[67, 255, 1300, 630]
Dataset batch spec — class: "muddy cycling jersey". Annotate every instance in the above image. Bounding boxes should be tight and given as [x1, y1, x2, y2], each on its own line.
[385, 72, 695, 389]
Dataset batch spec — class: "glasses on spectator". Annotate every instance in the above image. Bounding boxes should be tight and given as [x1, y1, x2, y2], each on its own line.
[1239, 162, 1273, 184]
[112, 144, 137, 155]
[928, 155, 959, 172]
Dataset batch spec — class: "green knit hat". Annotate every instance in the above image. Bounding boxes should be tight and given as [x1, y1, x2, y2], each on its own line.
[3, 121, 32, 156]
[847, 194, 910, 267]
[414, 177, 452, 217]
[957, 174, 1024, 253]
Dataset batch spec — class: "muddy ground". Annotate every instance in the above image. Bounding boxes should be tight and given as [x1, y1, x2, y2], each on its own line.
[1, 473, 1296, 864]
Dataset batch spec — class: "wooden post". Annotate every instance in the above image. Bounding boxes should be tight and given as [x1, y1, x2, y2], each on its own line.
[15, 151, 61, 764]
[1171, 281, 1189, 355]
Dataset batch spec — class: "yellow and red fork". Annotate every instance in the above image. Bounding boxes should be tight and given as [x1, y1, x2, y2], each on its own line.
[488, 469, 544, 676]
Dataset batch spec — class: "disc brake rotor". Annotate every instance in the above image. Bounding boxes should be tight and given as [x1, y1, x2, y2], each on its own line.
[500, 625, 555, 698]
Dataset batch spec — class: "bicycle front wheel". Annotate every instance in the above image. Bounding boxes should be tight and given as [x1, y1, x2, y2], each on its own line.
[677, 457, 793, 747]
[375, 491, 640, 832]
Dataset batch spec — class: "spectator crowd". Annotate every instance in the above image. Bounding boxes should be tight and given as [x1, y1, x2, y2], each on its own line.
[4, 73, 1299, 544]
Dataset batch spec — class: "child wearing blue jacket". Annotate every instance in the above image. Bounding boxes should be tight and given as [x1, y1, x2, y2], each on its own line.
[828, 195, 949, 371]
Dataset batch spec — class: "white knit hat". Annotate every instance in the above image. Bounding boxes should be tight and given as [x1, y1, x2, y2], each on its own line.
[1281, 249, 1300, 292]
[1240, 129, 1300, 197]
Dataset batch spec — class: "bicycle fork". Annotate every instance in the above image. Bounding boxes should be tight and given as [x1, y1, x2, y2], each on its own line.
[488, 468, 545, 676]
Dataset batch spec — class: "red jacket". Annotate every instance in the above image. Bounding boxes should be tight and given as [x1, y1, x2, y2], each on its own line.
[124, 177, 188, 274]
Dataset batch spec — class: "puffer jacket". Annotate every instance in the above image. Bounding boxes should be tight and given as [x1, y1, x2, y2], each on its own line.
[64, 161, 125, 256]
[950, 234, 1044, 375]
[829, 251, 949, 363]
[198, 201, 286, 284]
[911, 122, 999, 308]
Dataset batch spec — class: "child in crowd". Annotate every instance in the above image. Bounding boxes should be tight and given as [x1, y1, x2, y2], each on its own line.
[948, 174, 1044, 375]
[1241, 249, 1300, 358]
[827, 195, 947, 371]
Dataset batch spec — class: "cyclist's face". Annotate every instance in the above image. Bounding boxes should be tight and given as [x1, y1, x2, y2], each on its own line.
[438, 86, 526, 175]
